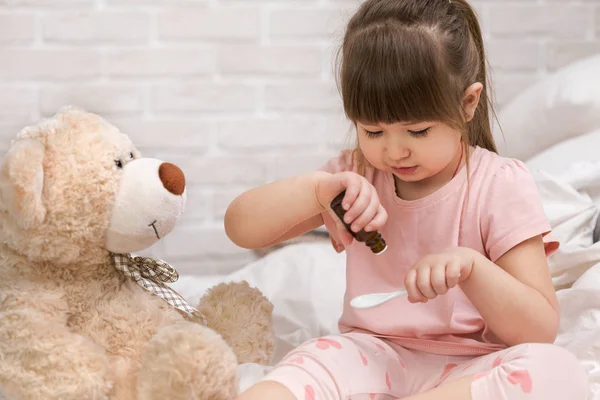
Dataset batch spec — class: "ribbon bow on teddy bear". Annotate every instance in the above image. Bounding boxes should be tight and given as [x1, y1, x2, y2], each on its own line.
[112, 252, 208, 324]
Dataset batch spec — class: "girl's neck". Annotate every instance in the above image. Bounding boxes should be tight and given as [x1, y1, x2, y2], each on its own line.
[394, 142, 468, 201]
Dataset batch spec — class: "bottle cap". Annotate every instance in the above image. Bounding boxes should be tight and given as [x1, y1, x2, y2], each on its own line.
[374, 243, 387, 255]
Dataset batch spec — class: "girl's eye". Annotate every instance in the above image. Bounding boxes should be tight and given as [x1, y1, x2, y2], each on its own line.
[365, 130, 383, 138]
[408, 128, 429, 137]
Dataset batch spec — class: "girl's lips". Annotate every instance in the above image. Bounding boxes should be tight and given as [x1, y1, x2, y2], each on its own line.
[392, 166, 418, 175]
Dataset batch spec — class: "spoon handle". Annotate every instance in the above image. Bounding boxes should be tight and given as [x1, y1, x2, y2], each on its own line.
[350, 289, 408, 309]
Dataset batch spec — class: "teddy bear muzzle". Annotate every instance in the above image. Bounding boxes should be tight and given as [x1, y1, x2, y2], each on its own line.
[105, 157, 187, 254]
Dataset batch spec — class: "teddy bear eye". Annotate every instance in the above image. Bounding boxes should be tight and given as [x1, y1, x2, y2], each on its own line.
[129, 152, 134, 159]
[114, 159, 123, 169]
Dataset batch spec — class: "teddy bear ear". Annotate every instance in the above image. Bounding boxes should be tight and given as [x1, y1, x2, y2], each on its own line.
[0, 138, 46, 229]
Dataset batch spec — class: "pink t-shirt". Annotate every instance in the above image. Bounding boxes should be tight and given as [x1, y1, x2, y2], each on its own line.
[319, 146, 559, 356]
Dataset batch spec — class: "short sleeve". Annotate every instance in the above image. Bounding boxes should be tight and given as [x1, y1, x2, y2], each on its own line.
[318, 150, 359, 253]
[480, 159, 559, 262]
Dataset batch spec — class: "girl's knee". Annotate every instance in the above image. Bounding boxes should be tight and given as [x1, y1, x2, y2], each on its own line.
[526, 343, 583, 368]
[236, 380, 297, 400]
[520, 343, 588, 398]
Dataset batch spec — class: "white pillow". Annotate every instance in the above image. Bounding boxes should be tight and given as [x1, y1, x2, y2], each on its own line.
[526, 127, 600, 209]
[526, 129, 600, 178]
[494, 53, 600, 161]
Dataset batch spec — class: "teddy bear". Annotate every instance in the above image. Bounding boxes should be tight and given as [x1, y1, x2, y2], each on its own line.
[0, 106, 274, 400]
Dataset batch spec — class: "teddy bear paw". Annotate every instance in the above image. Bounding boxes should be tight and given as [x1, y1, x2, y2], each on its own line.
[137, 322, 238, 400]
[197, 281, 275, 365]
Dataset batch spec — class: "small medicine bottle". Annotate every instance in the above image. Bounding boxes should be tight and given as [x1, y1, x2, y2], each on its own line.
[329, 190, 387, 255]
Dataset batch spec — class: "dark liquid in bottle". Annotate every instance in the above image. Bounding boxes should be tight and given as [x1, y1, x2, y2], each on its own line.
[329, 190, 387, 255]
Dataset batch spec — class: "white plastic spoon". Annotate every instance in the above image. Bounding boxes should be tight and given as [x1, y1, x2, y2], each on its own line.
[350, 288, 408, 309]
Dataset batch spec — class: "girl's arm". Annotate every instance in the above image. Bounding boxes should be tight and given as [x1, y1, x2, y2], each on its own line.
[224, 171, 329, 249]
[460, 235, 560, 346]
[225, 169, 388, 250]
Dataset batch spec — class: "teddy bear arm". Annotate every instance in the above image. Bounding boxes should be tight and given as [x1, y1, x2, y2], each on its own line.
[0, 290, 113, 399]
[197, 281, 276, 365]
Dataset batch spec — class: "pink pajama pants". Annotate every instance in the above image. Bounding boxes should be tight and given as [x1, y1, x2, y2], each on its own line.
[261, 333, 588, 400]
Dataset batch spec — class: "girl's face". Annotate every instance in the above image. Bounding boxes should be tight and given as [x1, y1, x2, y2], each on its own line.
[356, 121, 463, 184]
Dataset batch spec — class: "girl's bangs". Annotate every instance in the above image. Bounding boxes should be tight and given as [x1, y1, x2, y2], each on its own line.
[341, 24, 461, 126]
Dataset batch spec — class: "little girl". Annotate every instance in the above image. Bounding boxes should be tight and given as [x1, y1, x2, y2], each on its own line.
[225, 0, 588, 399]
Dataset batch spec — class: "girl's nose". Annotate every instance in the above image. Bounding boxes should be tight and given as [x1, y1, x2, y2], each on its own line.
[386, 143, 410, 161]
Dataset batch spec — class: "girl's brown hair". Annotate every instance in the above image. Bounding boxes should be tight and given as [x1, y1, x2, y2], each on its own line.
[335, 0, 498, 171]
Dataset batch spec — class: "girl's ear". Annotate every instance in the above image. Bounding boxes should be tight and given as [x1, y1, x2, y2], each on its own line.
[463, 82, 483, 122]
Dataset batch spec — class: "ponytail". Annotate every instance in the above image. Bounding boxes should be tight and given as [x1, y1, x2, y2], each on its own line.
[454, 0, 498, 153]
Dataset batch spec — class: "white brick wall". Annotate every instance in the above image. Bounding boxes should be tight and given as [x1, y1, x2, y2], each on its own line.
[0, 0, 599, 275]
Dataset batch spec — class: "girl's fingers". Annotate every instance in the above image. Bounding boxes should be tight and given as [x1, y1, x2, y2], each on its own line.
[337, 173, 362, 211]
[333, 221, 354, 247]
[431, 263, 449, 295]
[365, 205, 388, 232]
[350, 188, 380, 232]
[416, 266, 437, 300]
[404, 269, 425, 303]
[446, 259, 462, 288]
[344, 181, 371, 227]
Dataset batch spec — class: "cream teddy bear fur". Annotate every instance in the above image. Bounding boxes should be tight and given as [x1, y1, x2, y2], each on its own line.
[0, 107, 274, 400]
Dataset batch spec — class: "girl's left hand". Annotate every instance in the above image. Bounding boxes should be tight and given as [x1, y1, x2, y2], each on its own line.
[404, 247, 478, 303]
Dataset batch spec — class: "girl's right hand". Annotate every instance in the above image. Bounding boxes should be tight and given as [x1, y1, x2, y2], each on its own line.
[315, 171, 388, 248]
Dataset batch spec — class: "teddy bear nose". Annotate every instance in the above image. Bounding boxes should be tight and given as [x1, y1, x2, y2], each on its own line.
[158, 162, 186, 196]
